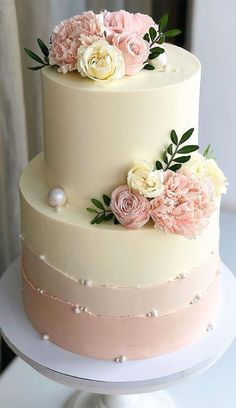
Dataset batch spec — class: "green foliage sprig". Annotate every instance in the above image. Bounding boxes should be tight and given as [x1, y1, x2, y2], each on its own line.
[87, 195, 119, 225]
[143, 14, 181, 70]
[24, 38, 50, 70]
[155, 128, 199, 172]
[203, 144, 215, 160]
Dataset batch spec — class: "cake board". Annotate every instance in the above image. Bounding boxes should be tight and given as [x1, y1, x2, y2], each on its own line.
[0, 258, 236, 408]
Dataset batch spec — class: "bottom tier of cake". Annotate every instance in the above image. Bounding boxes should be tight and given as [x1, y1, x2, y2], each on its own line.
[22, 267, 220, 361]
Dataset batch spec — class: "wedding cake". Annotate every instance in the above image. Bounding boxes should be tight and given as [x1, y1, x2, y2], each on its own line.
[20, 10, 227, 361]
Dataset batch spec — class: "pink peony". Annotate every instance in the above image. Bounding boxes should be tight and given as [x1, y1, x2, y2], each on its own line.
[110, 185, 151, 229]
[113, 32, 149, 75]
[49, 11, 104, 73]
[133, 12, 156, 36]
[150, 170, 216, 239]
[103, 10, 135, 41]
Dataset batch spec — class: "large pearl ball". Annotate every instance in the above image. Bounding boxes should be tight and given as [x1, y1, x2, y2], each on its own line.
[48, 188, 67, 207]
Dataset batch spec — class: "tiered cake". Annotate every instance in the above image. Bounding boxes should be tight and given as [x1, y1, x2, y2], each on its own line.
[20, 10, 226, 361]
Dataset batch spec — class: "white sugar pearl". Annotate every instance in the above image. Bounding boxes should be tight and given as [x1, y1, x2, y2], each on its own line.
[39, 255, 46, 261]
[146, 310, 158, 317]
[84, 280, 91, 286]
[41, 333, 50, 341]
[48, 188, 67, 207]
[114, 356, 126, 363]
[73, 305, 80, 314]
[207, 323, 214, 332]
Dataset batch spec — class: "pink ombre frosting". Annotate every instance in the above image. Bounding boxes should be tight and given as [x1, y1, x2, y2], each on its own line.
[22, 270, 220, 360]
[110, 185, 151, 228]
[150, 170, 216, 238]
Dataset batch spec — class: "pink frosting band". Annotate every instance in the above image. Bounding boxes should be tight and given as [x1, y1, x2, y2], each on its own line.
[22, 243, 219, 316]
[22, 270, 220, 360]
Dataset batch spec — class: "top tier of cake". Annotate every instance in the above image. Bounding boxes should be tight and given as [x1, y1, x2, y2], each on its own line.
[41, 44, 201, 207]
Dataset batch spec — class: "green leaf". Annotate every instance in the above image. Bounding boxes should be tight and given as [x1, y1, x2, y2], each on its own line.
[91, 198, 105, 210]
[91, 214, 99, 224]
[179, 128, 194, 144]
[163, 151, 168, 164]
[96, 213, 105, 224]
[44, 55, 49, 64]
[143, 33, 150, 42]
[150, 46, 165, 54]
[170, 130, 178, 145]
[156, 161, 163, 170]
[165, 29, 181, 38]
[203, 144, 215, 159]
[177, 145, 199, 154]
[28, 65, 44, 71]
[87, 208, 97, 213]
[143, 63, 155, 70]
[167, 144, 173, 155]
[149, 52, 161, 60]
[24, 48, 45, 64]
[103, 194, 111, 206]
[157, 35, 165, 44]
[37, 38, 49, 57]
[114, 218, 120, 225]
[169, 163, 182, 172]
[173, 155, 191, 163]
[159, 14, 169, 33]
[104, 213, 114, 222]
[149, 26, 157, 42]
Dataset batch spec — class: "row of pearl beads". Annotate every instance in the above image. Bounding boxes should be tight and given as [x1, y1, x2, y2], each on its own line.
[73, 304, 88, 314]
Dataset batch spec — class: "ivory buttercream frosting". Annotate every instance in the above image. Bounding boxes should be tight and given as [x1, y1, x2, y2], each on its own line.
[20, 9, 227, 361]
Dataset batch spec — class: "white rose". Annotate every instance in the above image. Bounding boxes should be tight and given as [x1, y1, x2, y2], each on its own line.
[127, 159, 164, 198]
[181, 153, 228, 196]
[77, 39, 125, 82]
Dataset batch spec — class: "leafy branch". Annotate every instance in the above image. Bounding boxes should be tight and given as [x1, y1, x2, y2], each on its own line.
[24, 38, 50, 70]
[87, 195, 119, 225]
[143, 14, 181, 70]
[156, 128, 199, 172]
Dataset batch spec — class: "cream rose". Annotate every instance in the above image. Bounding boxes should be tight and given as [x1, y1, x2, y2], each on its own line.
[181, 153, 228, 196]
[77, 39, 125, 81]
[127, 159, 164, 198]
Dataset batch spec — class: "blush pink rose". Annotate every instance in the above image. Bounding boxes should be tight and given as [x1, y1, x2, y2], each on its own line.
[150, 171, 216, 239]
[133, 12, 156, 36]
[113, 32, 149, 75]
[103, 10, 135, 41]
[49, 12, 104, 73]
[110, 185, 151, 229]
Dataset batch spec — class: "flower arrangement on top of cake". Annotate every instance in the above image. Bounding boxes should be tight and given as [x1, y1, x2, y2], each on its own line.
[24, 10, 181, 82]
[85, 129, 228, 239]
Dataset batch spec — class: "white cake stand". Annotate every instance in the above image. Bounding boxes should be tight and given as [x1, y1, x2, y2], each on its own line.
[0, 259, 236, 408]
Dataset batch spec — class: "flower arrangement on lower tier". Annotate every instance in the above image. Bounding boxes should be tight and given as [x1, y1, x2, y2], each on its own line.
[24, 10, 181, 82]
[87, 129, 228, 239]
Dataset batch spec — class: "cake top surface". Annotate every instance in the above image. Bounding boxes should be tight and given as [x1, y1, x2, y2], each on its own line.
[42, 44, 200, 92]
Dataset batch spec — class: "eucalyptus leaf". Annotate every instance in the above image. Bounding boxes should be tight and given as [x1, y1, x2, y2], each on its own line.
[163, 151, 168, 164]
[157, 35, 165, 44]
[169, 163, 182, 172]
[103, 194, 111, 206]
[37, 38, 49, 57]
[87, 208, 97, 213]
[150, 46, 165, 54]
[167, 144, 173, 155]
[165, 29, 181, 37]
[203, 144, 215, 159]
[179, 128, 194, 144]
[96, 213, 106, 224]
[24, 48, 45, 64]
[149, 26, 157, 42]
[143, 63, 155, 70]
[156, 161, 163, 170]
[177, 145, 199, 154]
[173, 155, 191, 163]
[143, 33, 150, 42]
[44, 56, 49, 64]
[91, 198, 105, 210]
[114, 218, 120, 225]
[91, 215, 99, 224]
[149, 52, 162, 60]
[104, 213, 114, 222]
[28, 65, 44, 71]
[159, 14, 169, 33]
[170, 130, 178, 145]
